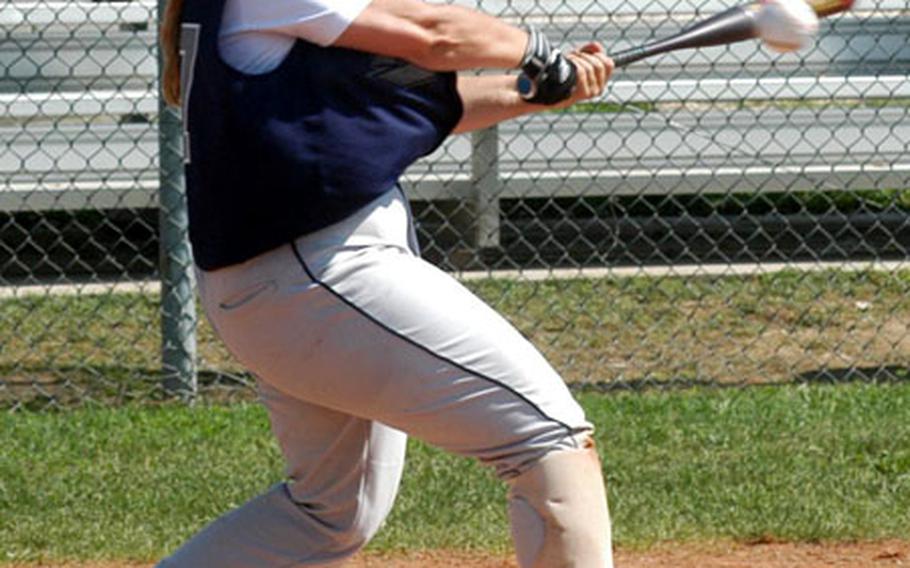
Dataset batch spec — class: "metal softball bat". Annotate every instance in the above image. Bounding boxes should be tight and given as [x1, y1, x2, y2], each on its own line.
[610, 0, 856, 68]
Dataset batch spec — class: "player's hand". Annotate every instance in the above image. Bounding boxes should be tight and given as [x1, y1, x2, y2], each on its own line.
[557, 42, 614, 109]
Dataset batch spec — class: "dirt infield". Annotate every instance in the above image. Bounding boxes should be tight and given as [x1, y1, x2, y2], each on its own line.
[356, 542, 909, 567]
[9, 541, 909, 568]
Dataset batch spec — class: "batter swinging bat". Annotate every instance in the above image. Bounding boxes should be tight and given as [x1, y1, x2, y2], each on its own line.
[611, 0, 856, 68]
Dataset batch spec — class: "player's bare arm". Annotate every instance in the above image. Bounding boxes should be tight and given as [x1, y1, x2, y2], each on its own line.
[453, 43, 615, 134]
[333, 0, 528, 71]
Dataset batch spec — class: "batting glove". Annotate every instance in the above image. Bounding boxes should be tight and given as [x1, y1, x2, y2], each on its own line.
[517, 26, 577, 105]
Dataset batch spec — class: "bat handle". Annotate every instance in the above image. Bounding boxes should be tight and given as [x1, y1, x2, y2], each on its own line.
[610, 47, 651, 68]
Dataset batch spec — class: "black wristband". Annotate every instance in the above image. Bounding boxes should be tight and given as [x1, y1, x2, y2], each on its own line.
[519, 26, 552, 80]
[516, 26, 577, 105]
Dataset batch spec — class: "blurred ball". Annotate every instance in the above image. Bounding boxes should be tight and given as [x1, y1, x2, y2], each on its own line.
[756, 0, 820, 53]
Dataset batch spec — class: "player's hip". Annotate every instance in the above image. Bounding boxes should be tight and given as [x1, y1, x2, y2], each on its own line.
[196, 189, 590, 476]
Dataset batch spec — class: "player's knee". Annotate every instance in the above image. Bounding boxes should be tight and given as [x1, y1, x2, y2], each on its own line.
[488, 422, 594, 481]
[156, 482, 398, 568]
[298, 473, 399, 553]
[507, 440, 614, 568]
[332, 495, 392, 550]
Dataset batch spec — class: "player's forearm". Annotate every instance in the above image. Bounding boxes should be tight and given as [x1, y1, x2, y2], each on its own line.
[406, 3, 528, 70]
[333, 0, 528, 71]
[453, 75, 538, 133]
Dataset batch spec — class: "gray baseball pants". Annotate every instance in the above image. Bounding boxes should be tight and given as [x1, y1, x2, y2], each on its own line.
[158, 189, 596, 567]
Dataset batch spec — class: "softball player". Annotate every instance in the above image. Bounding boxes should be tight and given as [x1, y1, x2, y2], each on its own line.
[158, 0, 615, 566]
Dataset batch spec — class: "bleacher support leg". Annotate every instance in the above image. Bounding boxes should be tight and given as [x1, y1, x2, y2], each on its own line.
[471, 126, 502, 249]
[157, 10, 198, 399]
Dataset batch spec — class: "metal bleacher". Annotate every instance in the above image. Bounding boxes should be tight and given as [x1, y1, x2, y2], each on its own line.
[2, 0, 908, 234]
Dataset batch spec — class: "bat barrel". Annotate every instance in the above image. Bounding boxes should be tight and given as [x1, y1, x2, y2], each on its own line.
[610, 4, 759, 68]
[608, 0, 854, 69]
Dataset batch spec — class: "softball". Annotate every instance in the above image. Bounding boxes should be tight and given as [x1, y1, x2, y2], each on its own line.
[756, 0, 820, 53]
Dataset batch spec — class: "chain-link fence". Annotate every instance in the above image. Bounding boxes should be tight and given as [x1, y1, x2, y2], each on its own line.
[2, 0, 908, 410]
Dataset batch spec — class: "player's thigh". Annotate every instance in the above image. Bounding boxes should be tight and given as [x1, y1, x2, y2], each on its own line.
[202, 248, 588, 478]
[310, 245, 591, 443]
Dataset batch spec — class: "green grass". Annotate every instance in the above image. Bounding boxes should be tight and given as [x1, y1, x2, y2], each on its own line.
[566, 97, 910, 114]
[2, 383, 908, 563]
[738, 97, 910, 111]
[560, 101, 657, 113]
[3, 270, 910, 410]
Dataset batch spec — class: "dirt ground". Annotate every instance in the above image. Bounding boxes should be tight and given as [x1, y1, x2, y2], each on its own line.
[10, 540, 909, 568]
[359, 541, 909, 567]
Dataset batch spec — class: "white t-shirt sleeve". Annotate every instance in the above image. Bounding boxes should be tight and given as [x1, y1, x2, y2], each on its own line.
[219, 0, 372, 74]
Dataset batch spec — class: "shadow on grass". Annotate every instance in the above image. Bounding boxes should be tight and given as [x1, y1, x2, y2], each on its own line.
[573, 365, 910, 394]
[0, 363, 256, 411]
[4, 364, 909, 411]
[794, 365, 910, 385]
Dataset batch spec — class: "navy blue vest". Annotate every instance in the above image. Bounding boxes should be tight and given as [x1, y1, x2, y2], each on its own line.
[180, 0, 463, 269]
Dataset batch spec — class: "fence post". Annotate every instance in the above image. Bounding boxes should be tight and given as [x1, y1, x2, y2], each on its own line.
[471, 125, 502, 248]
[157, 1, 197, 399]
